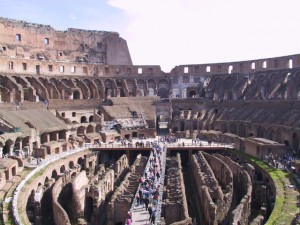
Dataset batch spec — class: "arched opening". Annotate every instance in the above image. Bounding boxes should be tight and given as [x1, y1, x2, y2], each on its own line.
[81, 116, 87, 123]
[89, 116, 94, 122]
[87, 125, 94, 133]
[180, 121, 185, 131]
[157, 88, 169, 98]
[69, 161, 75, 169]
[229, 124, 237, 135]
[239, 124, 246, 137]
[78, 157, 84, 169]
[189, 90, 196, 98]
[257, 127, 265, 138]
[60, 165, 66, 174]
[3, 139, 13, 156]
[51, 170, 58, 180]
[84, 197, 94, 222]
[73, 90, 80, 99]
[77, 126, 85, 136]
[26, 190, 36, 223]
[292, 133, 299, 155]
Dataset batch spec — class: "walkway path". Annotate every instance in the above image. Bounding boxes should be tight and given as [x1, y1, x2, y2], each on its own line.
[128, 139, 167, 225]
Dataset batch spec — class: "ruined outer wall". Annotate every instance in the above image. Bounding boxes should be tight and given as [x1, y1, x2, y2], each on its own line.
[52, 177, 71, 225]
[171, 54, 300, 75]
[0, 17, 132, 65]
[203, 152, 233, 223]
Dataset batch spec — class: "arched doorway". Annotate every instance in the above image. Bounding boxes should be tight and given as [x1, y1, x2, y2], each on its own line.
[73, 90, 80, 99]
[81, 116, 87, 123]
[189, 90, 196, 98]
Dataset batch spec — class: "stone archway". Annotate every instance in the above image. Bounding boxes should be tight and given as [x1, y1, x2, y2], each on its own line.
[189, 90, 196, 98]
[73, 90, 80, 99]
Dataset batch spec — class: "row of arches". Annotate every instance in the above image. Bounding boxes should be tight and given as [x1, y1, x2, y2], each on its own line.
[0, 75, 171, 103]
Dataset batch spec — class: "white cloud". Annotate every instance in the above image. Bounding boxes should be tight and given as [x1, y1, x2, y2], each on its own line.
[108, 0, 300, 72]
[69, 13, 76, 21]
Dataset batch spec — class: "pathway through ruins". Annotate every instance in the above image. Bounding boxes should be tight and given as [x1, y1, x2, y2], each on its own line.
[130, 140, 167, 225]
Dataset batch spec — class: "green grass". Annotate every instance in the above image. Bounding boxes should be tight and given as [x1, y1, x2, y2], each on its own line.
[228, 149, 299, 225]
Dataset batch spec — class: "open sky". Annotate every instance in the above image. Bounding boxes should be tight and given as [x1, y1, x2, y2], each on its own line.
[1, 0, 300, 72]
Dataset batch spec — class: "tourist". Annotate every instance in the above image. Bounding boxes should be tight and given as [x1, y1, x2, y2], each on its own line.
[150, 209, 157, 224]
[148, 205, 153, 220]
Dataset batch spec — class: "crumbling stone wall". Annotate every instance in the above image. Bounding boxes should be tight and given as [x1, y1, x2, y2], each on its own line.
[52, 177, 71, 225]
[71, 171, 90, 218]
[202, 152, 233, 223]
[163, 154, 192, 225]
[107, 154, 147, 225]
[0, 17, 132, 65]
[190, 152, 220, 225]
[215, 154, 252, 225]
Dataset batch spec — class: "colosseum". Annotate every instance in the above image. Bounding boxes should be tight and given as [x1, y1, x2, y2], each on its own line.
[0, 17, 299, 225]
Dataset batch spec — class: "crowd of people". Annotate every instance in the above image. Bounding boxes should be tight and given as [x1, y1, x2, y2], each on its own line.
[126, 141, 164, 224]
[264, 152, 296, 171]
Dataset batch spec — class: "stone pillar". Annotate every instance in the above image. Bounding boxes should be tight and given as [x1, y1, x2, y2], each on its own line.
[55, 132, 59, 141]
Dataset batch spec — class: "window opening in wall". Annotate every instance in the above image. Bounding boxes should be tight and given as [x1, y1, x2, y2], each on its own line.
[262, 61, 267, 68]
[228, 65, 233, 74]
[9, 61, 13, 69]
[72, 112, 76, 117]
[105, 67, 109, 74]
[240, 63, 244, 71]
[97, 42, 102, 49]
[44, 38, 49, 45]
[195, 66, 199, 73]
[184, 66, 189, 73]
[22, 63, 27, 70]
[116, 67, 120, 74]
[289, 59, 293, 68]
[148, 68, 153, 74]
[36, 65, 40, 75]
[206, 66, 211, 72]
[138, 68, 143, 74]
[94, 67, 98, 76]
[274, 59, 278, 68]
[217, 65, 221, 72]
[127, 68, 131, 74]
[60, 65, 64, 72]
[62, 112, 65, 117]
[71, 66, 76, 73]
[48, 65, 53, 72]
[83, 67, 87, 74]
[251, 62, 255, 69]
[16, 34, 21, 41]
[59, 52, 63, 57]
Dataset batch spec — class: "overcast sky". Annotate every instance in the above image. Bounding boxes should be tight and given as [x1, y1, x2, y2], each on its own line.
[1, 0, 300, 72]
